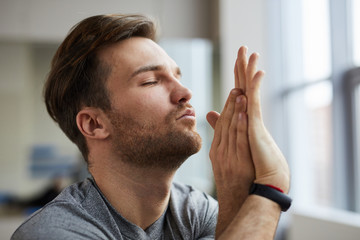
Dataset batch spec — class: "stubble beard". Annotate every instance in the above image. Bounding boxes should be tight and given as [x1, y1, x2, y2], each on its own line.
[107, 104, 202, 170]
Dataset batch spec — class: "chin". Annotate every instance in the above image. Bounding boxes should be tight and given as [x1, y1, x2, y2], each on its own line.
[184, 129, 202, 155]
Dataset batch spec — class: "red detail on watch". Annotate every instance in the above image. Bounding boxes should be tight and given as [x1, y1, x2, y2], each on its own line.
[265, 184, 284, 193]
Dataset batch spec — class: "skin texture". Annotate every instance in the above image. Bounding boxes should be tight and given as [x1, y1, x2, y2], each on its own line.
[104, 38, 202, 170]
[76, 37, 202, 229]
[207, 46, 290, 238]
[76, 38, 290, 238]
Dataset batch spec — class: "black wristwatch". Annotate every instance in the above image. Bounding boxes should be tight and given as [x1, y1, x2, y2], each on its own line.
[249, 183, 292, 212]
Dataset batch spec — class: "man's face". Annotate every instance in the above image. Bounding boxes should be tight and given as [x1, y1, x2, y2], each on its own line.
[100, 37, 202, 170]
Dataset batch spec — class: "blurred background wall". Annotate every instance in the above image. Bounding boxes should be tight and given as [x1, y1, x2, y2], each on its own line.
[1, 0, 360, 239]
[0, 0, 219, 198]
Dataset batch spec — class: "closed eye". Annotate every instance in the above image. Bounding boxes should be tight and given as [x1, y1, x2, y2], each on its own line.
[141, 81, 158, 86]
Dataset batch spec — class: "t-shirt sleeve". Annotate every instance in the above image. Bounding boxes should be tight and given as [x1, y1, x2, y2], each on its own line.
[196, 192, 218, 239]
[12, 225, 93, 240]
[11, 202, 110, 240]
[168, 183, 218, 239]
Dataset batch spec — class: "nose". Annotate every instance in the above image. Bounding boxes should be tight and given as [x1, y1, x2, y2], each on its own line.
[170, 80, 193, 105]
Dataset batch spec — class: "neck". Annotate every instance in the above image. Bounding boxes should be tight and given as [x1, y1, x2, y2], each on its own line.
[89, 157, 176, 230]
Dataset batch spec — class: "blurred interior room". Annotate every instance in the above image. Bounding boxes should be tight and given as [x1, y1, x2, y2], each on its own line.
[1, 0, 360, 239]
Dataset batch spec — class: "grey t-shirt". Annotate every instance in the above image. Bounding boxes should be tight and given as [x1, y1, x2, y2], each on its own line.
[11, 178, 218, 240]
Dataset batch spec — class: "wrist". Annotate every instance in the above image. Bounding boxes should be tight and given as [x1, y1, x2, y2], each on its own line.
[249, 183, 292, 212]
[254, 171, 290, 194]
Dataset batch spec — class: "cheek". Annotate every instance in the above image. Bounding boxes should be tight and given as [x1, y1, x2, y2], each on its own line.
[131, 93, 170, 122]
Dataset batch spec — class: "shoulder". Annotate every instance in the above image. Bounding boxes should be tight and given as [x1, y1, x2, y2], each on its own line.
[167, 182, 218, 238]
[11, 178, 109, 240]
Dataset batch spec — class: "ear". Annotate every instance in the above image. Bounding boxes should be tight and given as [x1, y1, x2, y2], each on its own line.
[76, 108, 110, 140]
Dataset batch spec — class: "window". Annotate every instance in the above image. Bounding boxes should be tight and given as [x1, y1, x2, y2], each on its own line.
[353, 0, 360, 65]
[302, 0, 331, 81]
[280, 0, 334, 208]
[353, 82, 360, 211]
[275, 0, 360, 211]
[286, 81, 333, 207]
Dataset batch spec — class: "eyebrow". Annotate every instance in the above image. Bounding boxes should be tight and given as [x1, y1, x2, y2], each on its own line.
[128, 64, 182, 81]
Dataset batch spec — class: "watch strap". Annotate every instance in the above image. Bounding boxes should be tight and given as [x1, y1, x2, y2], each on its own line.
[249, 183, 292, 212]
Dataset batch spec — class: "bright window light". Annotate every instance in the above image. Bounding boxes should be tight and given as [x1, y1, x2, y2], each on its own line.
[302, 0, 332, 80]
[353, 0, 360, 66]
[287, 81, 333, 207]
[305, 80, 333, 109]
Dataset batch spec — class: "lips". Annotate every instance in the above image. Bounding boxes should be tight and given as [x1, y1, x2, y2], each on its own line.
[176, 108, 196, 120]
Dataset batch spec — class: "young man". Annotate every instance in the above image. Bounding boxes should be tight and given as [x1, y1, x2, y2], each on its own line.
[12, 14, 290, 239]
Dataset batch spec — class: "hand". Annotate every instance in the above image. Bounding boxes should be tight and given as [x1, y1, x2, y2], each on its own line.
[206, 47, 255, 236]
[207, 91, 254, 197]
[209, 46, 290, 239]
[235, 46, 290, 193]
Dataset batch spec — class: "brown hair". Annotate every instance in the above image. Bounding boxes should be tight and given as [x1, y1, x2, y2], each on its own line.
[44, 14, 157, 162]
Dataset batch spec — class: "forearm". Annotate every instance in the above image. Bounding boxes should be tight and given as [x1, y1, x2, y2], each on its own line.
[215, 184, 250, 237]
[217, 195, 281, 240]
[209, 46, 290, 239]
[208, 90, 255, 237]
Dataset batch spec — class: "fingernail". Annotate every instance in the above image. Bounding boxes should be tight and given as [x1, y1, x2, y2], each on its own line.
[236, 96, 241, 103]
[239, 113, 243, 120]
[231, 89, 239, 95]
[240, 95, 247, 103]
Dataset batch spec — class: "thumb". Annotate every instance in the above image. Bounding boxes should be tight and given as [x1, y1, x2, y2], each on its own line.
[206, 111, 220, 129]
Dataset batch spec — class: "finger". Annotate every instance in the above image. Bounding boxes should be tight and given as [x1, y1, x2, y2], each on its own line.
[246, 52, 259, 92]
[248, 70, 265, 121]
[236, 46, 248, 92]
[221, 89, 240, 144]
[209, 111, 222, 147]
[236, 96, 253, 171]
[211, 121, 222, 148]
[239, 94, 247, 113]
[236, 110, 255, 181]
[234, 59, 239, 89]
[250, 70, 265, 92]
[237, 112, 249, 152]
[237, 96, 248, 135]
[220, 88, 235, 115]
[206, 111, 220, 129]
[229, 95, 243, 155]
[211, 88, 240, 148]
[237, 96, 250, 148]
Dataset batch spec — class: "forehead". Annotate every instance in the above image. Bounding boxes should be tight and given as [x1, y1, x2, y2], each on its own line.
[99, 37, 177, 77]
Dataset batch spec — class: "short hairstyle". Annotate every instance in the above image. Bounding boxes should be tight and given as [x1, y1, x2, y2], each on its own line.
[44, 14, 157, 162]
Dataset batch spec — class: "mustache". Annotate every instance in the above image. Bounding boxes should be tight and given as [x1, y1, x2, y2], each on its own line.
[176, 102, 193, 114]
[166, 103, 193, 120]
